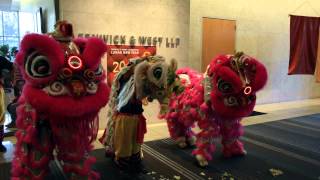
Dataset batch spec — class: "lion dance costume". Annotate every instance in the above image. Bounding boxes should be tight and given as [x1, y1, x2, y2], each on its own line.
[100, 55, 177, 171]
[160, 52, 268, 167]
[11, 21, 109, 179]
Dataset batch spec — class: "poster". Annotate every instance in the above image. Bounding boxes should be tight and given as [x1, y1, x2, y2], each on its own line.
[106, 45, 156, 86]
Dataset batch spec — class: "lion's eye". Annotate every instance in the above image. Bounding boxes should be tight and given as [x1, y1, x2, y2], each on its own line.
[26, 52, 51, 78]
[157, 91, 164, 97]
[217, 78, 233, 93]
[153, 67, 162, 80]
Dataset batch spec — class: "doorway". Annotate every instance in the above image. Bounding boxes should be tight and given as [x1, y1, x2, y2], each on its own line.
[202, 17, 236, 72]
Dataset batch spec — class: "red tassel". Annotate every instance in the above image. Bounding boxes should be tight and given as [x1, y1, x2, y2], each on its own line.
[200, 103, 208, 113]
[30, 154, 51, 169]
[89, 171, 100, 180]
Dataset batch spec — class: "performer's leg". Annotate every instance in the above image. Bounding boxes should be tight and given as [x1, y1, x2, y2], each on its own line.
[130, 114, 148, 173]
[11, 106, 54, 180]
[0, 125, 6, 152]
[130, 144, 147, 173]
[167, 118, 195, 148]
[192, 120, 220, 167]
[220, 119, 246, 158]
[55, 133, 99, 180]
[113, 114, 139, 170]
[6, 102, 17, 128]
[54, 126, 99, 180]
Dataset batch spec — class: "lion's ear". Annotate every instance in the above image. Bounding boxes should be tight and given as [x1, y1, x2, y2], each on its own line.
[134, 61, 150, 100]
[170, 58, 178, 72]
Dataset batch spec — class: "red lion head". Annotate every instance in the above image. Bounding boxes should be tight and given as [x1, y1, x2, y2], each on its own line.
[16, 22, 109, 118]
[206, 52, 267, 119]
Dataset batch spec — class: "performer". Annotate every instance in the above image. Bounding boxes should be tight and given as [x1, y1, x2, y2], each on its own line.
[100, 55, 177, 172]
[160, 52, 268, 167]
[0, 73, 6, 152]
[11, 21, 109, 180]
[7, 53, 24, 128]
[0, 55, 13, 152]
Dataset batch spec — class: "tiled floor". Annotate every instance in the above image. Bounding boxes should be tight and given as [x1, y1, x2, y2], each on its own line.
[1, 98, 320, 164]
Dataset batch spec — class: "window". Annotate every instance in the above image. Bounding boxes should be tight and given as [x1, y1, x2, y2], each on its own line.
[19, 11, 41, 38]
[0, 10, 40, 50]
[0, 11, 19, 48]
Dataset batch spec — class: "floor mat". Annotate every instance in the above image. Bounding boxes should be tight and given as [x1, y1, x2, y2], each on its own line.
[249, 111, 266, 116]
[144, 113, 320, 180]
[1, 149, 201, 180]
[0, 161, 65, 180]
[90, 148, 205, 180]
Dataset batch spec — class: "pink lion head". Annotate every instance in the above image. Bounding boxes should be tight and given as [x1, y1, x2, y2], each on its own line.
[16, 21, 109, 118]
[206, 52, 267, 119]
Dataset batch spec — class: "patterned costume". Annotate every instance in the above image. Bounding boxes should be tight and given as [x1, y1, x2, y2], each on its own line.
[100, 55, 177, 171]
[11, 21, 110, 179]
[160, 52, 268, 167]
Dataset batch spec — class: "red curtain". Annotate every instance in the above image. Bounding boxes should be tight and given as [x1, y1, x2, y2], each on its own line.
[288, 15, 320, 75]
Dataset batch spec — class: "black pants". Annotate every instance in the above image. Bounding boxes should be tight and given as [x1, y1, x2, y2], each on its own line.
[0, 125, 4, 143]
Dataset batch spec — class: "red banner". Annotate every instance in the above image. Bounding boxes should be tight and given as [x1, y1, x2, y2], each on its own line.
[106, 45, 156, 86]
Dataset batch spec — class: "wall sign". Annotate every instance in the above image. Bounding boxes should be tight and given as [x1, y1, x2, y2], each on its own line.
[78, 33, 180, 48]
[106, 45, 156, 86]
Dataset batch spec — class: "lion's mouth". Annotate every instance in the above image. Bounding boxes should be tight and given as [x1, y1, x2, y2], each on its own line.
[223, 95, 256, 107]
[43, 80, 98, 97]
